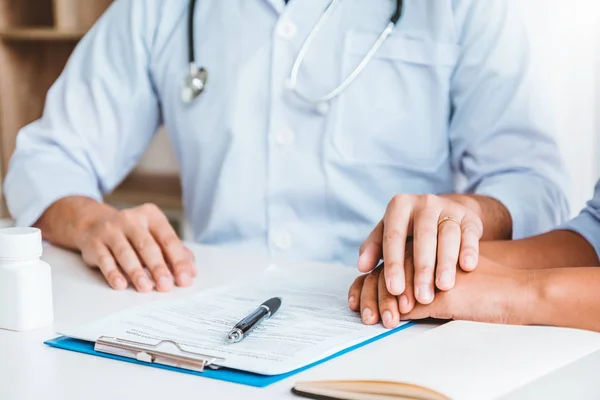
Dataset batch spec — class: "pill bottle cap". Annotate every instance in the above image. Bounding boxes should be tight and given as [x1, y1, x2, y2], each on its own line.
[0, 227, 43, 260]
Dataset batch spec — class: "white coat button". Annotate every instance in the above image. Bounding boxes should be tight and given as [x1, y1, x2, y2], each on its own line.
[275, 127, 295, 146]
[277, 19, 297, 40]
[273, 230, 292, 250]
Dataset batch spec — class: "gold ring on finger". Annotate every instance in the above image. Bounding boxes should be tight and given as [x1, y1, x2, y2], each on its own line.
[438, 216, 461, 229]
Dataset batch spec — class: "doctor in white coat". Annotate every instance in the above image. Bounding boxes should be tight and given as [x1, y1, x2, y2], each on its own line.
[4, 0, 568, 303]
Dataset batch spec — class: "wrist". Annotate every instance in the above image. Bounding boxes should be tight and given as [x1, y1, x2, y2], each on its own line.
[526, 269, 566, 327]
[509, 268, 545, 326]
[36, 196, 117, 250]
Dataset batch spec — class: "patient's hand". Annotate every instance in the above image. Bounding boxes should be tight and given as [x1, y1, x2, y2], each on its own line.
[348, 255, 534, 328]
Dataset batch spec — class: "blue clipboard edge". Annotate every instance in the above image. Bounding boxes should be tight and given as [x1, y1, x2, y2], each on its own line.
[44, 321, 416, 388]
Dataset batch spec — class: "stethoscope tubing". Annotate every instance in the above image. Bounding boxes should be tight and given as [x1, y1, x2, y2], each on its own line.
[184, 0, 403, 108]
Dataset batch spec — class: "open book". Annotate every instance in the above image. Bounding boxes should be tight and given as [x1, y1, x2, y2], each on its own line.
[292, 380, 451, 400]
[292, 321, 600, 400]
[52, 264, 413, 377]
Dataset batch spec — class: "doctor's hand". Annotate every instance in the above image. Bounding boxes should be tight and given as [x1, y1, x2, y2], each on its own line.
[75, 203, 196, 292]
[349, 256, 533, 329]
[358, 194, 483, 305]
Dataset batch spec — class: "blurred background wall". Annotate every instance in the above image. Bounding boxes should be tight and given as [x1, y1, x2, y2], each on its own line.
[518, 0, 600, 215]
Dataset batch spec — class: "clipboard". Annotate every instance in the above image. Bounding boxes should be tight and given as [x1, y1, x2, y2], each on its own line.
[94, 336, 226, 372]
[44, 321, 416, 388]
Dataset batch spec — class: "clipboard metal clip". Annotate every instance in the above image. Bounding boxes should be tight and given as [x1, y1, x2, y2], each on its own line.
[94, 336, 226, 373]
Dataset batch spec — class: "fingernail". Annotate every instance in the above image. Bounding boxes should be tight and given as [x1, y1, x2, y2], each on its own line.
[178, 273, 191, 286]
[362, 308, 373, 321]
[416, 285, 433, 303]
[137, 276, 152, 290]
[348, 296, 356, 307]
[382, 311, 392, 326]
[399, 294, 409, 311]
[158, 276, 173, 288]
[464, 256, 476, 269]
[113, 277, 127, 290]
[439, 271, 453, 288]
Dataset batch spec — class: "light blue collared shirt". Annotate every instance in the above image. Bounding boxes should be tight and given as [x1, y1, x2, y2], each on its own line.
[4, 0, 569, 267]
[562, 180, 600, 259]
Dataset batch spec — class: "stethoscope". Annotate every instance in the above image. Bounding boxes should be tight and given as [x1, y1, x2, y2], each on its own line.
[181, 0, 207, 104]
[181, 0, 404, 112]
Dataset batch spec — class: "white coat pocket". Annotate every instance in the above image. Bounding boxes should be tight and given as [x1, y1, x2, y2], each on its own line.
[331, 30, 460, 173]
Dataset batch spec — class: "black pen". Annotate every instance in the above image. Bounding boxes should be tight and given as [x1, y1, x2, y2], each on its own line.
[227, 297, 282, 343]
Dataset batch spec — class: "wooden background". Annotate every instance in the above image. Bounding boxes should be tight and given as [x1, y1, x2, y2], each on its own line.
[0, 0, 182, 219]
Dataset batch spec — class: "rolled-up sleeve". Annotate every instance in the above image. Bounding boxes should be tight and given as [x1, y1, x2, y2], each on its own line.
[561, 181, 600, 259]
[450, 0, 569, 239]
[3, 0, 161, 227]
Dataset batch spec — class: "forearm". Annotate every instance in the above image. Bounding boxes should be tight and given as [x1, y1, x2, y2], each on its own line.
[34, 196, 117, 250]
[523, 267, 600, 332]
[480, 230, 599, 269]
[443, 194, 512, 240]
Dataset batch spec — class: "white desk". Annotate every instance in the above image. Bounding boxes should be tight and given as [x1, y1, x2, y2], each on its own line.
[1, 243, 599, 400]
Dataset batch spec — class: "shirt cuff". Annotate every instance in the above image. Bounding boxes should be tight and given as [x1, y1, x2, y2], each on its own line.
[4, 163, 103, 228]
[559, 212, 600, 261]
[473, 174, 568, 240]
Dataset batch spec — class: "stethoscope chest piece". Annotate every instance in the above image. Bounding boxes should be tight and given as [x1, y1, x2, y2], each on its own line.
[182, 66, 208, 104]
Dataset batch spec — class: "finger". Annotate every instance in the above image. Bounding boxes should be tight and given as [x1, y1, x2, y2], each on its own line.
[105, 230, 153, 292]
[145, 206, 195, 287]
[377, 266, 400, 328]
[459, 215, 483, 271]
[358, 221, 383, 273]
[383, 196, 413, 295]
[398, 251, 416, 314]
[400, 302, 434, 321]
[348, 275, 367, 312]
[360, 268, 381, 325]
[126, 226, 174, 292]
[83, 241, 128, 290]
[400, 293, 452, 322]
[435, 216, 462, 291]
[412, 202, 442, 300]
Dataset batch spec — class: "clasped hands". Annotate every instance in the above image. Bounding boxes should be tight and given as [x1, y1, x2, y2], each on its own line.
[347, 193, 521, 328]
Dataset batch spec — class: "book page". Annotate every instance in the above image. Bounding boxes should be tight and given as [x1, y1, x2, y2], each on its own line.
[328, 321, 600, 400]
[62, 265, 409, 375]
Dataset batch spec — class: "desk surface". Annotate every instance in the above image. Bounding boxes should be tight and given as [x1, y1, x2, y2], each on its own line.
[1, 243, 599, 400]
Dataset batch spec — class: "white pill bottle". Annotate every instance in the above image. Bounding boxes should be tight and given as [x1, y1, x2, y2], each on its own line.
[0, 227, 53, 331]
